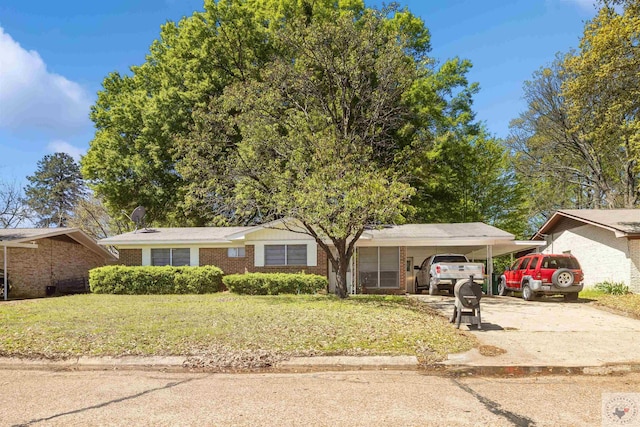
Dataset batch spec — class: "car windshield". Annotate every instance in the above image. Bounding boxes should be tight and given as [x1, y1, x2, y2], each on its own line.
[541, 256, 581, 270]
[433, 255, 468, 263]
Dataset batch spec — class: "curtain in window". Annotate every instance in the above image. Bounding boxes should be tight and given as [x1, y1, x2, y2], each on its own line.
[287, 245, 307, 265]
[265, 245, 286, 266]
[172, 249, 190, 266]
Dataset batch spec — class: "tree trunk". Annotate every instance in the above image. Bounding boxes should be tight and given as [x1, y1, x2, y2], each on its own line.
[334, 257, 350, 299]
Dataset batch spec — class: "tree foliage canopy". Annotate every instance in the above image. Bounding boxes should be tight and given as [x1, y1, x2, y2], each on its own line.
[25, 153, 86, 228]
[508, 0, 640, 226]
[83, 0, 520, 229]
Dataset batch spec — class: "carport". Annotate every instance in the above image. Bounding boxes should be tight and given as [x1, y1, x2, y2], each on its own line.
[343, 223, 544, 295]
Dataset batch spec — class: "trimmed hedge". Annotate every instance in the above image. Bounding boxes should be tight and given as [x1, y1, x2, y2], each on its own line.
[90, 265, 224, 295]
[223, 273, 327, 295]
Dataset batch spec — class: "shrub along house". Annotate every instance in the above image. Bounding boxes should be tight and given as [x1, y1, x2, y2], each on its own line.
[99, 220, 541, 295]
[0, 228, 117, 299]
[533, 209, 640, 292]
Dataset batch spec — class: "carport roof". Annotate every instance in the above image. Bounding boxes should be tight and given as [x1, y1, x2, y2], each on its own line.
[364, 222, 514, 240]
[0, 228, 116, 259]
[535, 209, 640, 238]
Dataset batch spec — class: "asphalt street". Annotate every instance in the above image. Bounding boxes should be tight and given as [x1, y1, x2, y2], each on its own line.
[2, 369, 639, 426]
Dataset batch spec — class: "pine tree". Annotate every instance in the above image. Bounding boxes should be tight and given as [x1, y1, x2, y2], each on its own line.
[24, 153, 86, 227]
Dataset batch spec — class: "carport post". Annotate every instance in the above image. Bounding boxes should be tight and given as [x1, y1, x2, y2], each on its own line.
[3, 244, 7, 301]
[486, 245, 493, 296]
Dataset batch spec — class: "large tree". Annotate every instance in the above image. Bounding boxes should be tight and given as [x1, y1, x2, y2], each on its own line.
[183, 9, 420, 297]
[562, 0, 640, 207]
[411, 127, 529, 237]
[24, 153, 86, 228]
[83, 0, 365, 226]
[508, 0, 640, 226]
[0, 179, 30, 228]
[67, 195, 129, 241]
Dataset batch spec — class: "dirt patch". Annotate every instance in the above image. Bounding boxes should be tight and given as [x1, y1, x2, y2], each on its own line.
[478, 345, 507, 357]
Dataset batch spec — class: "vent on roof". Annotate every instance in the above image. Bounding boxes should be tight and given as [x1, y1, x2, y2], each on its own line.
[139, 228, 158, 234]
[364, 224, 395, 230]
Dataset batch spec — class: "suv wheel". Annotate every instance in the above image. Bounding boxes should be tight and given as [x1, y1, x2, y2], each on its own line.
[498, 277, 508, 296]
[552, 269, 575, 288]
[415, 278, 421, 294]
[564, 292, 579, 301]
[522, 284, 536, 301]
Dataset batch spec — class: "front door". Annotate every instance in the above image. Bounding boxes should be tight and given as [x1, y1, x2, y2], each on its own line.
[405, 257, 414, 293]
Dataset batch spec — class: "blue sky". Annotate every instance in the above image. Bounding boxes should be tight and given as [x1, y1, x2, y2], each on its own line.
[0, 0, 599, 185]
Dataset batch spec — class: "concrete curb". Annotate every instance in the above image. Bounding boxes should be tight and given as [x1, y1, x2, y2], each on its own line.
[1, 355, 640, 377]
[0, 355, 421, 373]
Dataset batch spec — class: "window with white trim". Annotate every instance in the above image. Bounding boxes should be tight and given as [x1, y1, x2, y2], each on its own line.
[151, 248, 190, 266]
[228, 247, 246, 258]
[265, 244, 307, 266]
[358, 247, 399, 288]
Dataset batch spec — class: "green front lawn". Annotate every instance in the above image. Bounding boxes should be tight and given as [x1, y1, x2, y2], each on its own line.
[585, 292, 640, 319]
[0, 294, 475, 366]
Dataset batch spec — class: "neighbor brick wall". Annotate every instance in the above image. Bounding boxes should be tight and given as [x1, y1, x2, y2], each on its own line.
[629, 238, 640, 293]
[245, 244, 329, 277]
[199, 248, 247, 274]
[118, 249, 142, 266]
[0, 235, 107, 298]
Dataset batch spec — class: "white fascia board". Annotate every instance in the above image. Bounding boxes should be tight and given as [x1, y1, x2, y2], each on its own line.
[100, 240, 235, 247]
[513, 240, 546, 246]
[225, 218, 300, 240]
[1, 242, 38, 249]
[355, 237, 515, 247]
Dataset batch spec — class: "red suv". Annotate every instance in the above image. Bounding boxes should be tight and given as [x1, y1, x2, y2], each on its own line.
[498, 254, 584, 301]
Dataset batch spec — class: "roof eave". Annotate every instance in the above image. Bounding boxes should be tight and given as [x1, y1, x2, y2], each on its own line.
[536, 210, 634, 239]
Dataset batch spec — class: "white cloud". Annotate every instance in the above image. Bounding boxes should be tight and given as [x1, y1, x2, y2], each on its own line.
[560, 0, 598, 12]
[0, 27, 92, 134]
[47, 140, 85, 161]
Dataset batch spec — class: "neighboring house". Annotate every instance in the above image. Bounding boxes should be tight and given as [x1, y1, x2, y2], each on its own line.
[99, 220, 541, 295]
[0, 228, 117, 298]
[533, 209, 640, 292]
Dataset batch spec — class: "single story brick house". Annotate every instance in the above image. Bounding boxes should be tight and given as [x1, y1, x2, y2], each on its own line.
[0, 228, 117, 299]
[533, 209, 640, 292]
[99, 220, 540, 295]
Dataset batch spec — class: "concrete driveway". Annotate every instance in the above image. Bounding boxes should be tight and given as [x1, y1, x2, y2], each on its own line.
[415, 294, 640, 368]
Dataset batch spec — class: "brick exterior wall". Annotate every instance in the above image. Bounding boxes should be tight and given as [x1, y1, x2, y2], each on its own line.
[245, 244, 329, 277]
[199, 248, 247, 274]
[118, 249, 142, 266]
[0, 235, 108, 298]
[629, 238, 640, 293]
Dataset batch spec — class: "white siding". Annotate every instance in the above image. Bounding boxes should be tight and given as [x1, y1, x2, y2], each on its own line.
[142, 248, 151, 266]
[246, 227, 309, 241]
[190, 247, 199, 266]
[542, 224, 630, 288]
[630, 239, 640, 293]
[254, 243, 265, 267]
